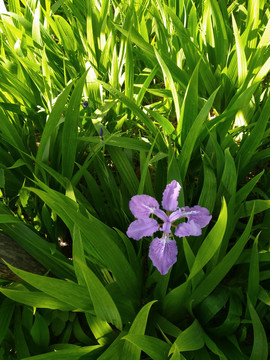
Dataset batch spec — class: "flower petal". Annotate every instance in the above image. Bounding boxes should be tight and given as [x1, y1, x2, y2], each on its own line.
[161, 220, 171, 233]
[183, 206, 212, 228]
[149, 234, 178, 275]
[162, 180, 181, 211]
[129, 195, 159, 219]
[175, 220, 202, 237]
[126, 218, 159, 240]
[153, 208, 168, 222]
[169, 209, 184, 223]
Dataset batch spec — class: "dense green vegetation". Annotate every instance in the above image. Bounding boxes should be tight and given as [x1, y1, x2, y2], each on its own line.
[0, 0, 269, 358]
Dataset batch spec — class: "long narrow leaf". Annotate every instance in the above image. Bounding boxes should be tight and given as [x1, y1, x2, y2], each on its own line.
[248, 296, 268, 360]
[123, 334, 170, 360]
[188, 198, 227, 280]
[73, 226, 122, 330]
[3, 263, 94, 312]
[122, 301, 156, 359]
[62, 71, 88, 179]
[190, 208, 254, 306]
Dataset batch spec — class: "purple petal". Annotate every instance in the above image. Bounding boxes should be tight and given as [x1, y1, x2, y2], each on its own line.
[161, 220, 171, 233]
[183, 206, 212, 228]
[153, 208, 168, 222]
[149, 234, 178, 275]
[175, 220, 202, 237]
[129, 195, 159, 219]
[162, 180, 181, 211]
[169, 209, 185, 223]
[127, 218, 159, 240]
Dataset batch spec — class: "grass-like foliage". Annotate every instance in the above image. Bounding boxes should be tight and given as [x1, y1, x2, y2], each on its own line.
[0, 0, 269, 358]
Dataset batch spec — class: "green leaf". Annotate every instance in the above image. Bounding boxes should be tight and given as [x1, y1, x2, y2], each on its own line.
[85, 313, 113, 346]
[179, 87, 219, 181]
[254, 55, 270, 84]
[62, 71, 88, 179]
[32, 1, 41, 45]
[258, 286, 270, 306]
[73, 226, 122, 330]
[155, 315, 181, 338]
[228, 83, 258, 112]
[183, 238, 204, 289]
[85, 0, 98, 68]
[0, 203, 75, 280]
[0, 287, 75, 311]
[217, 148, 237, 203]
[138, 137, 157, 195]
[247, 234, 260, 306]
[0, 107, 27, 155]
[196, 288, 229, 326]
[246, 0, 260, 49]
[208, 0, 229, 68]
[54, 15, 77, 52]
[122, 335, 170, 360]
[139, 150, 154, 196]
[80, 136, 151, 152]
[198, 156, 217, 214]
[81, 261, 122, 330]
[204, 334, 227, 359]
[236, 97, 270, 174]
[3, 262, 94, 312]
[178, 60, 199, 142]
[96, 332, 126, 360]
[145, 108, 175, 136]
[190, 208, 254, 306]
[0, 298, 15, 344]
[165, 4, 216, 94]
[28, 185, 139, 301]
[7, 158, 27, 169]
[30, 312, 50, 349]
[0, 214, 21, 223]
[0, 168, 4, 188]
[21, 345, 102, 360]
[235, 171, 264, 205]
[107, 146, 139, 196]
[188, 198, 227, 280]
[202, 291, 241, 337]
[36, 81, 74, 166]
[170, 320, 204, 354]
[154, 48, 181, 124]
[72, 225, 87, 286]
[122, 301, 156, 359]
[0, 230, 74, 282]
[112, 23, 155, 60]
[248, 296, 268, 360]
[14, 307, 30, 358]
[125, 38, 134, 100]
[239, 200, 270, 218]
[96, 80, 158, 136]
[164, 4, 198, 70]
[162, 281, 191, 321]
[136, 65, 158, 106]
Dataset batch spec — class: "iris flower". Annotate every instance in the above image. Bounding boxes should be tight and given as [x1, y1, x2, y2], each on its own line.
[81, 100, 89, 109]
[127, 180, 212, 275]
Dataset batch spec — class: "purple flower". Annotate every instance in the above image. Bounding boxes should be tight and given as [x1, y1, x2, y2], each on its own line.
[149, 234, 178, 275]
[82, 100, 89, 109]
[99, 127, 103, 138]
[126, 180, 212, 275]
